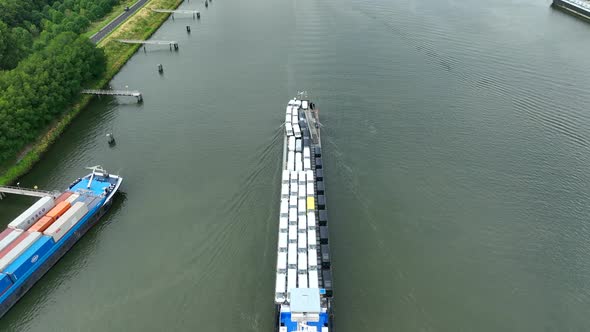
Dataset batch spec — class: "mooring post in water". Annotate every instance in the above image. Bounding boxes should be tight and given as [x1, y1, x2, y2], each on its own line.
[197, 12, 201, 19]
[186, 25, 191, 33]
[106, 133, 115, 145]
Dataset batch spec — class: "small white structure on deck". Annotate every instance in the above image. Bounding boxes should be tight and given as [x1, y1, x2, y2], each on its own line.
[290, 288, 322, 326]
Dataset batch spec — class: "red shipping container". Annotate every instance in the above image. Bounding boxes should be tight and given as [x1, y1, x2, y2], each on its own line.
[0, 229, 12, 242]
[0, 232, 29, 259]
[54, 192, 73, 205]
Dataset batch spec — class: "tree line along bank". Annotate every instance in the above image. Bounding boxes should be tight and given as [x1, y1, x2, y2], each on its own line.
[0, 0, 120, 166]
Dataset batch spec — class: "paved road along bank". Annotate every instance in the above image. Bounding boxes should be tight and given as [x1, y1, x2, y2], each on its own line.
[90, 0, 149, 44]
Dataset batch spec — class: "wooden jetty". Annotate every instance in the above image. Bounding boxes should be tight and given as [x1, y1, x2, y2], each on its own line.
[152, 8, 200, 15]
[81, 89, 143, 102]
[0, 186, 60, 200]
[116, 39, 179, 50]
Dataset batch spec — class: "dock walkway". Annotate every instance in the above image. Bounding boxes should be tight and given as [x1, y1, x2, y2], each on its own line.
[0, 186, 59, 199]
[152, 8, 200, 15]
[81, 89, 143, 102]
[116, 39, 179, 50]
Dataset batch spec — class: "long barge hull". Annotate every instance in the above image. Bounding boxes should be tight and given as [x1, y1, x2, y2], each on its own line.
[552, 0, 590, 21]
[274, 96, 334, 332]
[0, 172, 121, 318]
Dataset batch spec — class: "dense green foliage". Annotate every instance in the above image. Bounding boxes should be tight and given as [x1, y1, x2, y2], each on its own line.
[0, 32, 106, 163]
[0, 0, 117, 164]
[0, 0, 117, 70]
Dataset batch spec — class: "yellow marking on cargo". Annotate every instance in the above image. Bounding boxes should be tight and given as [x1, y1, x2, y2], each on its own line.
[307, 197, 315, 210]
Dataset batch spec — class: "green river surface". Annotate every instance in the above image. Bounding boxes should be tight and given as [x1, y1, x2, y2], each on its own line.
[2, 0, 590, 330]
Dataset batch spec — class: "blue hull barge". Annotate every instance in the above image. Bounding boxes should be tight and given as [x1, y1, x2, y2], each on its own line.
[274, 94, 334, 332]
[0, 166, 122, 318]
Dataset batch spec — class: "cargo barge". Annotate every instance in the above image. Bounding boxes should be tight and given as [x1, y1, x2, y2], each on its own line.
[0, 166, 122, 318]
[274, 94, 334, 332]
[552, 0, 590, 21]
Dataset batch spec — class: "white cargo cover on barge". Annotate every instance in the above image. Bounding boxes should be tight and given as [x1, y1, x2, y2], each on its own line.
[274, 93, 334, 332]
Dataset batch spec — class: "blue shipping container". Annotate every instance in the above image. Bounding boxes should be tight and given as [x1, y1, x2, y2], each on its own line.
[4, 236, 54, 282]
[0, 274, 12, 296]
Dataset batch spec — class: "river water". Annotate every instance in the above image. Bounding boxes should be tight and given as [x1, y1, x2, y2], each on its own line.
[1, 0, 590, 330]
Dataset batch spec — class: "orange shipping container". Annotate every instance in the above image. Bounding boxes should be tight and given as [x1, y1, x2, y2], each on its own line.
[54, 192, 73, 205]
[46, 201, 71, 219]
[28, 216, 56, 233]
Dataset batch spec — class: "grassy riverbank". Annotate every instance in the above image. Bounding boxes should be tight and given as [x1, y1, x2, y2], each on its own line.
[0, 0, 183, 186]
[100, 0, 184, 77]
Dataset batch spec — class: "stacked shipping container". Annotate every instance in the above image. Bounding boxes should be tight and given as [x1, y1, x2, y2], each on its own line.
[28, 201, 71, 233]
[8, 196, 54, 230]
[0, 192, 99, 296]
[4, 236, 54, 281]
[44, 202, 88, 242]
[275, 99, 320, 304]
[0, 232, 42, 270]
